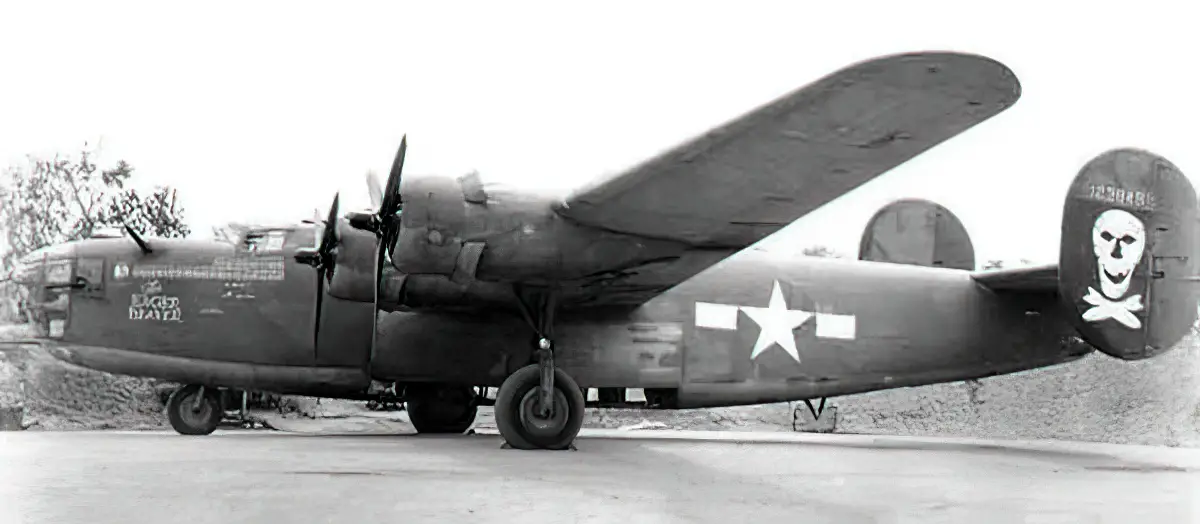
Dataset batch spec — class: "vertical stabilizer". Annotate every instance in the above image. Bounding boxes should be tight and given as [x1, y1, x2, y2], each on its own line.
[858, 198, 975, 270]
[1058, 148, 1199, 360]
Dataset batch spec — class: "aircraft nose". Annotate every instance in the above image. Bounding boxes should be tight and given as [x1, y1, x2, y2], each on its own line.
[8, 242, 78, 339]
[11, 243, 77, 285]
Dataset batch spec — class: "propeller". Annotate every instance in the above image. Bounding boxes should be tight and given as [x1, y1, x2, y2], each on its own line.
[295, 193, 340, 274]
[366, 171, 384, 209]
[304, 136, 404, 352]
[295, 193, 340, 351]
[317, 193, 340, 274]
[352, 135, 406, 260]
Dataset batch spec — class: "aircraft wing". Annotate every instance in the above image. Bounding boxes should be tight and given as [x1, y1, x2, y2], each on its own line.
[554, 51, 1021, 307]
[970, 263, 1059, 293]
[554, 52, 1021, 248]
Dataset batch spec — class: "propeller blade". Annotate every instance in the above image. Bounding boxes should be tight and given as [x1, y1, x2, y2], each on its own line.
[318, 193, 340, 267]
[366, 171, 384, 209]
[311, 194, 339, 353]
[380, 135, 406, 219]
[366, 135, 408, 257]
[313, 265, 325, 353]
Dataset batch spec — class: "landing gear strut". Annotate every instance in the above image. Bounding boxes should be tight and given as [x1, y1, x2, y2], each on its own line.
[166, 384, 222, 435]
[494, 286, 585, 450]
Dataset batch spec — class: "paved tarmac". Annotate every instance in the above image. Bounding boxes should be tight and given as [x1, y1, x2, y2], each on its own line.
[1, 429, 1198, 524]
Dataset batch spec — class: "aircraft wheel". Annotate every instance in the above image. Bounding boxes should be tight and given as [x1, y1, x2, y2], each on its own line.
[495, 364, 585, 450]
[166, 384, 222, 436]
[406, 386, 478, 434]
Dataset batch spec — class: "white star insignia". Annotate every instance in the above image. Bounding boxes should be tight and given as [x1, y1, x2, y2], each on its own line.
[692, 279, 857, 364]
[739, 280, 812, 363]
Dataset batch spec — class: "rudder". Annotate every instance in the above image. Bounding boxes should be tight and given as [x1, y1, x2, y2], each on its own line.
[1059, 148, 1199, 360]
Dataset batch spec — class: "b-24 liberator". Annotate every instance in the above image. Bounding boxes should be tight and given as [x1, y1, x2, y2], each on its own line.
[10, 51, 1197, 450]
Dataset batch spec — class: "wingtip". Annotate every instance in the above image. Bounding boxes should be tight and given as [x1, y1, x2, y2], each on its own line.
[862, 50, 1023, 107]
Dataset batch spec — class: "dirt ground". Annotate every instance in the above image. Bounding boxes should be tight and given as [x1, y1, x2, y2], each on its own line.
[0, 325, 169, 431]
[2, 322, 1198, 446]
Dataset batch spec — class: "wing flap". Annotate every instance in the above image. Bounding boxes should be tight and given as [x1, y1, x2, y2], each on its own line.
[555, 51, 1022, 248]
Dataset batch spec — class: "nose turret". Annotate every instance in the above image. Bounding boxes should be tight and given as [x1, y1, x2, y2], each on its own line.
[8, 241, 79, 338]
[11, 243, 77, 284]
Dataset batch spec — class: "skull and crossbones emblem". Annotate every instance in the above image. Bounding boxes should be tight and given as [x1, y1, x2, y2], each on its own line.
[1081, 209, 1145, 329]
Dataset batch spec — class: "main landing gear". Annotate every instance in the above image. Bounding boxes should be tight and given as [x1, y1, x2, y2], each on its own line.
[494, 286, 585, 450]
[166, 384, 223, 435]
[405, 385, 479, 434]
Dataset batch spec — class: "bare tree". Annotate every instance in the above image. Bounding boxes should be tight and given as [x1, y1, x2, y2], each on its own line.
[0, 145, 190, 268]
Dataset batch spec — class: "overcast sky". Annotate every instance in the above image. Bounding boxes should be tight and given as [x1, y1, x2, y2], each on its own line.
[1, 1, 1197, 265]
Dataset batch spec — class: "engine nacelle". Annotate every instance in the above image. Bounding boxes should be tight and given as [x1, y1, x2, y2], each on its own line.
[1058, 148, 1199, 360]
[326, 219, 380, 303]
[391, 174, 495, 281]
[858, 198, 975, 270]
[389, 173, 686, 284]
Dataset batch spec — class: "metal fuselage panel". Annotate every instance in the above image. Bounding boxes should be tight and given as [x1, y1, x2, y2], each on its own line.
[29, 223, 1086, 408]
[59, 230, 333, 367]
[372, 252, 1087, 406]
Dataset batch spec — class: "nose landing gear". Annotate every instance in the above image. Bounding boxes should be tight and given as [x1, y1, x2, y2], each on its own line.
[166, 384, 222, 435]
[494, 286, 585, 450]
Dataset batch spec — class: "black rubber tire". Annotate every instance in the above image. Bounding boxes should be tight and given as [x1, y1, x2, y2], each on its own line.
[166, 384, 222, 436]
[406, 386, 478, 434]
[494, 364, 585, 450]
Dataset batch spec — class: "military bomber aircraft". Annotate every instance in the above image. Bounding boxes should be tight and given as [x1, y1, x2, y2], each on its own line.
[8, 51, 1198, 450]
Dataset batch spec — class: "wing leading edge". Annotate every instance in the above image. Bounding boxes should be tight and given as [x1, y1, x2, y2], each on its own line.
[556, 51, 1022, 307]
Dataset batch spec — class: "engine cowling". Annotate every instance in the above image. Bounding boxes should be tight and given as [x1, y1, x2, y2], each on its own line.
[389, 173, 685, 284]
[390, 174, 491, 281]
[326, 219, 380, 303]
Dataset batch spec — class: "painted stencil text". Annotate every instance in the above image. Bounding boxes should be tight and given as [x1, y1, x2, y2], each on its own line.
[130, 293, 183, 322]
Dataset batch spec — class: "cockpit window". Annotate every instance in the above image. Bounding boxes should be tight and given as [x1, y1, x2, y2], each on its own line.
[243, 229, 288, 254]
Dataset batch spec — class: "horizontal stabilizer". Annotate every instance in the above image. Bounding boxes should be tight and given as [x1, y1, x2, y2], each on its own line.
[971, 264, 1058, 292]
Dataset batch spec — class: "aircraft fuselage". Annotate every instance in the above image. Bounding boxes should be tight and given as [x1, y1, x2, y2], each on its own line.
[375, 251, 1088, 408]
[30, 235, 1087, 409]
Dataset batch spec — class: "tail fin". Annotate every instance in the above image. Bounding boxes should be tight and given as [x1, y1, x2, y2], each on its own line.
[1058, 148, 1199, 360]
[858, 198, 976, 270]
